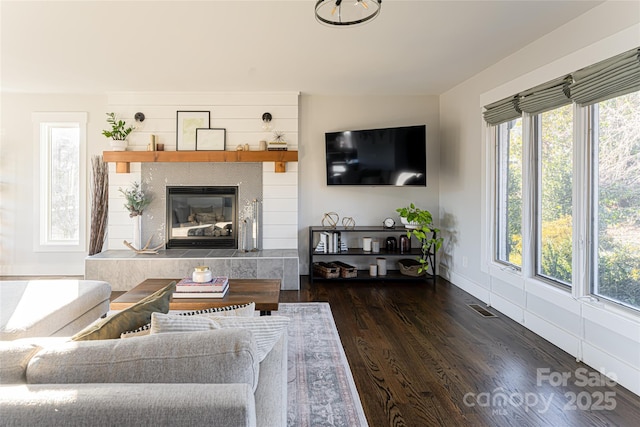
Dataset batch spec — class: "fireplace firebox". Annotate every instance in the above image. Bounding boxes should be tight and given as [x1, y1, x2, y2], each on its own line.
[166, 186, 238, 249]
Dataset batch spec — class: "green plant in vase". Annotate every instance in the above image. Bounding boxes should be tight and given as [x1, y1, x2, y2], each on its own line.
[396, 203, 444, 274]
[102, 112, 135, 151]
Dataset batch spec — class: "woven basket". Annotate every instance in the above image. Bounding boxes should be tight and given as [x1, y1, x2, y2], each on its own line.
[331, 261, 358, 278]
[397, 259, 426, 277]
[313, 262, 340, 279]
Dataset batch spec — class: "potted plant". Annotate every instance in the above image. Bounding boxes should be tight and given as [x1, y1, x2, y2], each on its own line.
[102, 112, 135, 151]
[396, 203, 444, 275]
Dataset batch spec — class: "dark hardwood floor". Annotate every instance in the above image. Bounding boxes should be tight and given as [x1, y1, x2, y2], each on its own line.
[281, 276, 640, 427]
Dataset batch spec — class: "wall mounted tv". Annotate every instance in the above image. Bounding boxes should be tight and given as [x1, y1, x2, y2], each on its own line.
[325, 124, 427, 186]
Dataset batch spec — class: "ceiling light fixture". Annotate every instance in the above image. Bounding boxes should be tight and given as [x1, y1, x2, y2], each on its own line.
[315, 0, 381, 27]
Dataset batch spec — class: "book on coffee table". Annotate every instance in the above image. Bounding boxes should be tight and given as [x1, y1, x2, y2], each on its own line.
[175, 276, 228, 293]
[172, 283, 229, 298]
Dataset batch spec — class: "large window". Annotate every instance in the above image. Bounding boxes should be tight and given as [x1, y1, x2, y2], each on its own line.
[33, 112, 87, 252]
[536, 105, 573, 285]
[496, 118, 523, 268]
[592, 91, 640, 309]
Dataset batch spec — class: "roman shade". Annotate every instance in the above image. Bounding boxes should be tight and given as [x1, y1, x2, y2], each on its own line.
[518, 76, 572, 114]
[569, 48, 640, 106]
[482, 96, 521, 125]
[483, 46, 640, 124]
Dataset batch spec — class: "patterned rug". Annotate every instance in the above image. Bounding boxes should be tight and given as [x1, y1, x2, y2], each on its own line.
[274, 303, 369, 427]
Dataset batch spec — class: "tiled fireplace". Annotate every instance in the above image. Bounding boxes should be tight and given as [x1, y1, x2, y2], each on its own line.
[85, 162, 299, 291]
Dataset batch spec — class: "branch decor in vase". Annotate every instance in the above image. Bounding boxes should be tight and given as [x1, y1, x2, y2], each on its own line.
[119, 182, 162, 254]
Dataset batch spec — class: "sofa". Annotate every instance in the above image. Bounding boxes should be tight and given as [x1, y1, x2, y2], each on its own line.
[0, 280, 111, 340]
[0, 326, 288, 427]
[0, 280, 289, 427]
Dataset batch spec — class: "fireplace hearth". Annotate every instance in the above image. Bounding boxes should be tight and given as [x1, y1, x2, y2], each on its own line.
[166, 186, 238, 249]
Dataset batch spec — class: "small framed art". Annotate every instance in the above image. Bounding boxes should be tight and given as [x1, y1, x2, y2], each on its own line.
[176, 111, 210, 151]
[196, 128, 226, 151]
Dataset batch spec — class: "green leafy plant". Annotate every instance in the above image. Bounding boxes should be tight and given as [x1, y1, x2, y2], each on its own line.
[102, 112, 135, 140]
[396, 203, 444, 274]
[119, 182, 152, 217]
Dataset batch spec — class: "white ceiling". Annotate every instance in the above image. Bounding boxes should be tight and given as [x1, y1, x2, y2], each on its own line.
[1, 0, 604, 95]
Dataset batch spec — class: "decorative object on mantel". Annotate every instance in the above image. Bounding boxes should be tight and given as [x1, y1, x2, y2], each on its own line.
[341, 216, 355, 229]
[259, 140, 267, 151]
[123, 236, 164, 254]
[322, 212, 339, 228]
[176, 110, 210, 151]
[147, 134, 157, 151]
[88, 155, 108, 256]
[102, 112, 135, 151]
[119, 182, 153, 251]
[315, 0, 382, 27]
[195, 128, 226, 151]
[267, 131, 288, 151]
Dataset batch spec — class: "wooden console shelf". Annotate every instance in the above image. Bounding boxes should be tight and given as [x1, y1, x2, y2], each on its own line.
[103, 150, 298, 173]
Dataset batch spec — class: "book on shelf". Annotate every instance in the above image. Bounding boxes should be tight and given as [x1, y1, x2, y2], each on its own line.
[175, 276, 228, 293]
[172, 284, 229, 299]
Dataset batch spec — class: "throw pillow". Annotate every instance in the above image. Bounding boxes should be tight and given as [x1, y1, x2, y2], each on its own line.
[71, 281, 176, 341]
[150, 312, 290, 362]
[120, 302, 256, 339]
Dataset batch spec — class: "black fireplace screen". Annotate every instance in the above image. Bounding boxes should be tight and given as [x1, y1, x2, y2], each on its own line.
[166, 186, 238, 248]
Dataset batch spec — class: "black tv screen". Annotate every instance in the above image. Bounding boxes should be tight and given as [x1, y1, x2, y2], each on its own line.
[325, 125, 426, 186]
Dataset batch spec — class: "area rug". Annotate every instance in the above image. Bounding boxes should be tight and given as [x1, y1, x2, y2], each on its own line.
[274, 302, 369, 427]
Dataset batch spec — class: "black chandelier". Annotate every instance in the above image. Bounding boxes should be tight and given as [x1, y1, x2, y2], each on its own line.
[315, 0, 382, 27]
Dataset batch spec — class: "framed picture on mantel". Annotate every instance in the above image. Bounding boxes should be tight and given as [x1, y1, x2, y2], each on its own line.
[177, 111, 210, 151]
[196, 128, 226, 151]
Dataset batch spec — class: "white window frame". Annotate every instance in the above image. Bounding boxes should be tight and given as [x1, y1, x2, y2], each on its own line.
[32, 112, 87, 252]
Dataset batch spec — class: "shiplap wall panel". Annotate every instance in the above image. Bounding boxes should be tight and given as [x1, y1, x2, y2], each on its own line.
[106, 92, 299, 250]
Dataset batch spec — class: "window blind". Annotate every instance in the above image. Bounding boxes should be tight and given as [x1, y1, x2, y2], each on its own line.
[518, 76, 572, 114]
[482, 95, 521, 125]
[569, 48, 640, 106]
[483, 47, 640, 124]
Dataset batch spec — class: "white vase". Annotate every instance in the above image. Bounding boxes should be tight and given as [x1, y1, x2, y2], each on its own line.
[110, 139, 128, 151]
[400, 217, 419, 229]
[132, 215, 141, 248]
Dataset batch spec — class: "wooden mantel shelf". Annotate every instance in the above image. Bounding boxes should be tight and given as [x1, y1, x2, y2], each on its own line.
[103, 150, 298, 173]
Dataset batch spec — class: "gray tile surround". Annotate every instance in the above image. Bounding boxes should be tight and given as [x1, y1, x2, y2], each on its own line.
[85, 249, 299, 291]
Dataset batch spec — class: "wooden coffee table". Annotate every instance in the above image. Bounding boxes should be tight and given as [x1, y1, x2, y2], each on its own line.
[111, 278, 281, 315]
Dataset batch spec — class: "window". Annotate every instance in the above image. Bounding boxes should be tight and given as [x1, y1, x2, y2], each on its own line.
[536, 105, 573, 286]
[496, 118, 523, 268]
[33, 112, 87, 252]
[591, 91, 640, 309]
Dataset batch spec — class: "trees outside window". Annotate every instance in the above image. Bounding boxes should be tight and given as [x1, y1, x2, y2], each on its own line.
[592, 91, 640, 309]
[536, 105, 573, 285]
[496, 118, 523, 268]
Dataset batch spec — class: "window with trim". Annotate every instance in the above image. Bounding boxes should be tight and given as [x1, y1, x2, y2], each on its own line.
[535, 105, 573, 286]
[484, 47, 640, 311]
[591, 91, 640, 309]
[33, 112, 87, 252]
[496, 118, 523, 268]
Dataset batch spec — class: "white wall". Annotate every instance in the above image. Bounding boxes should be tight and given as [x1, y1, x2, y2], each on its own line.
[298, 94, 440, 273]
[439, 2, 640, 395]
[103, 92, 299, 251]
[0, 93, 107, 275]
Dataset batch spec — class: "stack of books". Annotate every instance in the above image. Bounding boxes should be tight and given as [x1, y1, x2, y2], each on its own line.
[173, 276, 229, 298]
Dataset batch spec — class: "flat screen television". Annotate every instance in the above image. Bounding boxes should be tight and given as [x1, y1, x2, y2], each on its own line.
[325, 124, 426, 186]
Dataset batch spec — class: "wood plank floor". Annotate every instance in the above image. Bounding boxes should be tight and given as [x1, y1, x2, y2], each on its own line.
[281, 276, 640, 427]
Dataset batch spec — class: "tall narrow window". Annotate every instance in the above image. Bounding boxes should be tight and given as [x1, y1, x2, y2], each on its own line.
[496, 118, 523, 268]
[33, 112, 87, 251]
[592, 91, 640, 310]
[536, 105, 573, 285]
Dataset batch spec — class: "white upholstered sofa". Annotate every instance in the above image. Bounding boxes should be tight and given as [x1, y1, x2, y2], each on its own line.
[0, 281, 289, 427]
